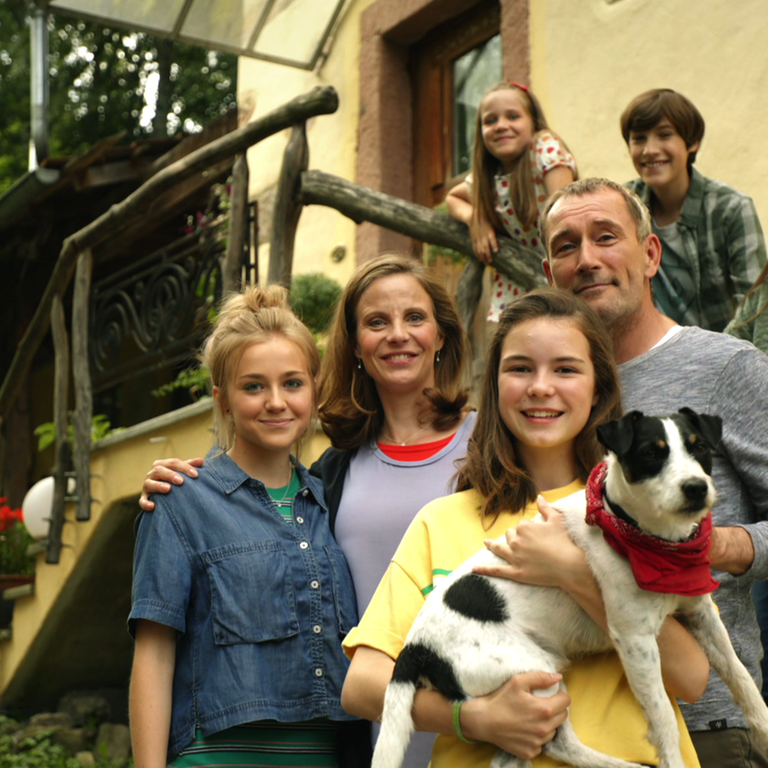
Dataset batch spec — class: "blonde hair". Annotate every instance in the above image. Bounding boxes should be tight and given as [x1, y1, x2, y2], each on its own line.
[203, 285, 320, 452]
[471, 81, 574, 231]
[318, 255, 470, 450]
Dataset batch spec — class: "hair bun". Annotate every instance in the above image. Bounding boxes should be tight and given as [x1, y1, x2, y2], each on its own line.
[217, 285, 290, 323]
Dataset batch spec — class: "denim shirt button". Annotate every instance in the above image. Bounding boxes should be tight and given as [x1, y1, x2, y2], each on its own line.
[310, 580, 320, 589]
[299, 541, 309, 550]
[314, 668, 324, 677]
[302, 489, 309, 497]
[313, 624, 322, 634]
[296, 516, 304, 524]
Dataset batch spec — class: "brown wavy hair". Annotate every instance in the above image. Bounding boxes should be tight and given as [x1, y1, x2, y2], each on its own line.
[204, 284, 320, 453]
[471, 81, 574, 232]
[455, 288, 622, 519]
[318, 255, 470, 450]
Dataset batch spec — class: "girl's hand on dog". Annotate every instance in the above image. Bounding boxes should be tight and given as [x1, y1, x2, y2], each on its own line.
[475, 496, 589, 589]
[461, 671, 571, 759]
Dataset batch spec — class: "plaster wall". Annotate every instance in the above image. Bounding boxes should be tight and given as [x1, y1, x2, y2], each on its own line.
[238, 0, 378, 287]
[530, 0, 768, 227]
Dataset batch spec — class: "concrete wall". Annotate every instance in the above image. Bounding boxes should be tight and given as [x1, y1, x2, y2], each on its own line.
[239, 0, 378, 287]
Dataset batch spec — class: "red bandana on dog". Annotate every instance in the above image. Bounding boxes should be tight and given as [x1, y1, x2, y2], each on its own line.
[585, 462, 720, 596]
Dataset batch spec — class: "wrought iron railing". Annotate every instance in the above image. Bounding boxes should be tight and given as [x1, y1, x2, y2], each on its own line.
[90, 219, 228, 393]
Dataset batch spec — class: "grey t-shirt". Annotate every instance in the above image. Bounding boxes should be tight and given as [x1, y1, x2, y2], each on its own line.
[620, 326, 768, 732]
[335, 411, 476, 768]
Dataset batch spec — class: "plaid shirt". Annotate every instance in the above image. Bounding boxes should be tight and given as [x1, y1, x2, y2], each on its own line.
[627, 168, 767, 332]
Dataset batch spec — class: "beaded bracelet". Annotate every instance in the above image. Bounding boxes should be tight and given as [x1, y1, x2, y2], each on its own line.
[452, 700, 475, 744]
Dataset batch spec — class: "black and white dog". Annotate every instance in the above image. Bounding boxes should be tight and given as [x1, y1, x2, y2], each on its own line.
[373, 408, 768, 768]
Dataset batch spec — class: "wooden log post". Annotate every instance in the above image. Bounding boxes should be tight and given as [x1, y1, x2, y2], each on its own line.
[222, 153, 250, 296]
[455, 259, 486, 333]
[48, 294, 71, 565]
[269, 123, 309, 289]
[72, 249, 93, 522]
[298, 170, 547, 328]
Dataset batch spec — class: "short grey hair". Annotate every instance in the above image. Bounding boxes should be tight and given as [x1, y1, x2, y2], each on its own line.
[539, 178, 652, 256]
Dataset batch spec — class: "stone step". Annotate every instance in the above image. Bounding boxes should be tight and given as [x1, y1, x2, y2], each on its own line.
[3, 583, 35, 601]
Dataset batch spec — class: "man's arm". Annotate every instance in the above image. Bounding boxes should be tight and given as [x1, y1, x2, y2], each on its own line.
[712, 346, 768, 578]
[710, 526, 756, 575]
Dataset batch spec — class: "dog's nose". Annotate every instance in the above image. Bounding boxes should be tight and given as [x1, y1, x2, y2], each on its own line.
[682, 479, 709, 506]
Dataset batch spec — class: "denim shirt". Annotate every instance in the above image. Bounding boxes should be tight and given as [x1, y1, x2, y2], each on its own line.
[129, 448, 359, 760]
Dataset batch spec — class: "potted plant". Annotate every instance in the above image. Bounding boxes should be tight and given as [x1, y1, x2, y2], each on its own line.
[0, 499, 35, 628]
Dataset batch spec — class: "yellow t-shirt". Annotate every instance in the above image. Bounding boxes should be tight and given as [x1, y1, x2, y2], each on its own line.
[343, 482, 700, 768]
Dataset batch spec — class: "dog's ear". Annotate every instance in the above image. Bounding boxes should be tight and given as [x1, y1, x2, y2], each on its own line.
[597, 410, 643, 457]
[678, 407, 723, 450]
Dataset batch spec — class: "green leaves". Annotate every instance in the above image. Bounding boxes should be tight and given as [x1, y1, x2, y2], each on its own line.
[33, 414, 117, 453]
[0, 2, 238, 191]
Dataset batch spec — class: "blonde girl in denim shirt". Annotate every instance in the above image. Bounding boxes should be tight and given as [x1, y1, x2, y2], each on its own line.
[128, 286, 361, 768]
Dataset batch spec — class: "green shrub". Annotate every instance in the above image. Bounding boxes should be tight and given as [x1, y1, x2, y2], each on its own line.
[0, 721, 133, 768]
[289, 273, 343, 335]
[151, 365, 210, 399]
[33, 415, 118, 453]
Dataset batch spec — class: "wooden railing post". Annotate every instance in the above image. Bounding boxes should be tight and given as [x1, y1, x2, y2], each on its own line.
[72, 249, 93, 522]
[222, 152, 250, 295]
[269, 123, 308, 289]
[48, 294, 71, 564]
[455, 259, 486, 333]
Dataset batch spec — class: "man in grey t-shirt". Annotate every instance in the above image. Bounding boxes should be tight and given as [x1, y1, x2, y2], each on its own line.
[539, 177, 768, 768]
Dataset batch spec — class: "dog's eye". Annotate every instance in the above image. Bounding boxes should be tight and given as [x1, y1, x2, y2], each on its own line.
[689, 440, 708, 455]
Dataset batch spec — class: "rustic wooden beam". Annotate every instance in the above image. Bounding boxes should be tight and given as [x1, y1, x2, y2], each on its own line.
[0, 86, 339, 428]
[72, 249, 93, 522]
[269, 123, 308, 289]
[48, 294, 71, 565]
[222, 153, 249, 295]
[299, 170, 547, 327]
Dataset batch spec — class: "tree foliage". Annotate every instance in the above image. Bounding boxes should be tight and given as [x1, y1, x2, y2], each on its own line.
[0, 0, 237, 192]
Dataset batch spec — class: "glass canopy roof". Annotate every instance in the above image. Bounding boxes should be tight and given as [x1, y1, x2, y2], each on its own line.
[43, 0, 346, 70]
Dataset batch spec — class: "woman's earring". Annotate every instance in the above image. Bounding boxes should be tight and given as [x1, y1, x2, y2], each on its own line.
[357, 358, 362, 370]
[435, 350, 441, 364]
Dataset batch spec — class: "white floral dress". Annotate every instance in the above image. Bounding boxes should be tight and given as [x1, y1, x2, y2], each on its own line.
[468, 131, 577, 322]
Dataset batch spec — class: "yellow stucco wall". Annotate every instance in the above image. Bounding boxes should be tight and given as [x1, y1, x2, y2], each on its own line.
[239, 0, 378, 287]
[530, 0, 768, 228]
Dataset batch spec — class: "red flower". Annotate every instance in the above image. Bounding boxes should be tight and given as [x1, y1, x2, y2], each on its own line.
[0, 498, 24, 533]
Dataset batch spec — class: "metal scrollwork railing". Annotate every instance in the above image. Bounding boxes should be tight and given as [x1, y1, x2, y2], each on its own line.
[90, 221, 227, 392]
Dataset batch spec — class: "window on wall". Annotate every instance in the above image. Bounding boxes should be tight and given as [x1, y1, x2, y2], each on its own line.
[412, 3, 501, 208]
[453, 34, 502, 177]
